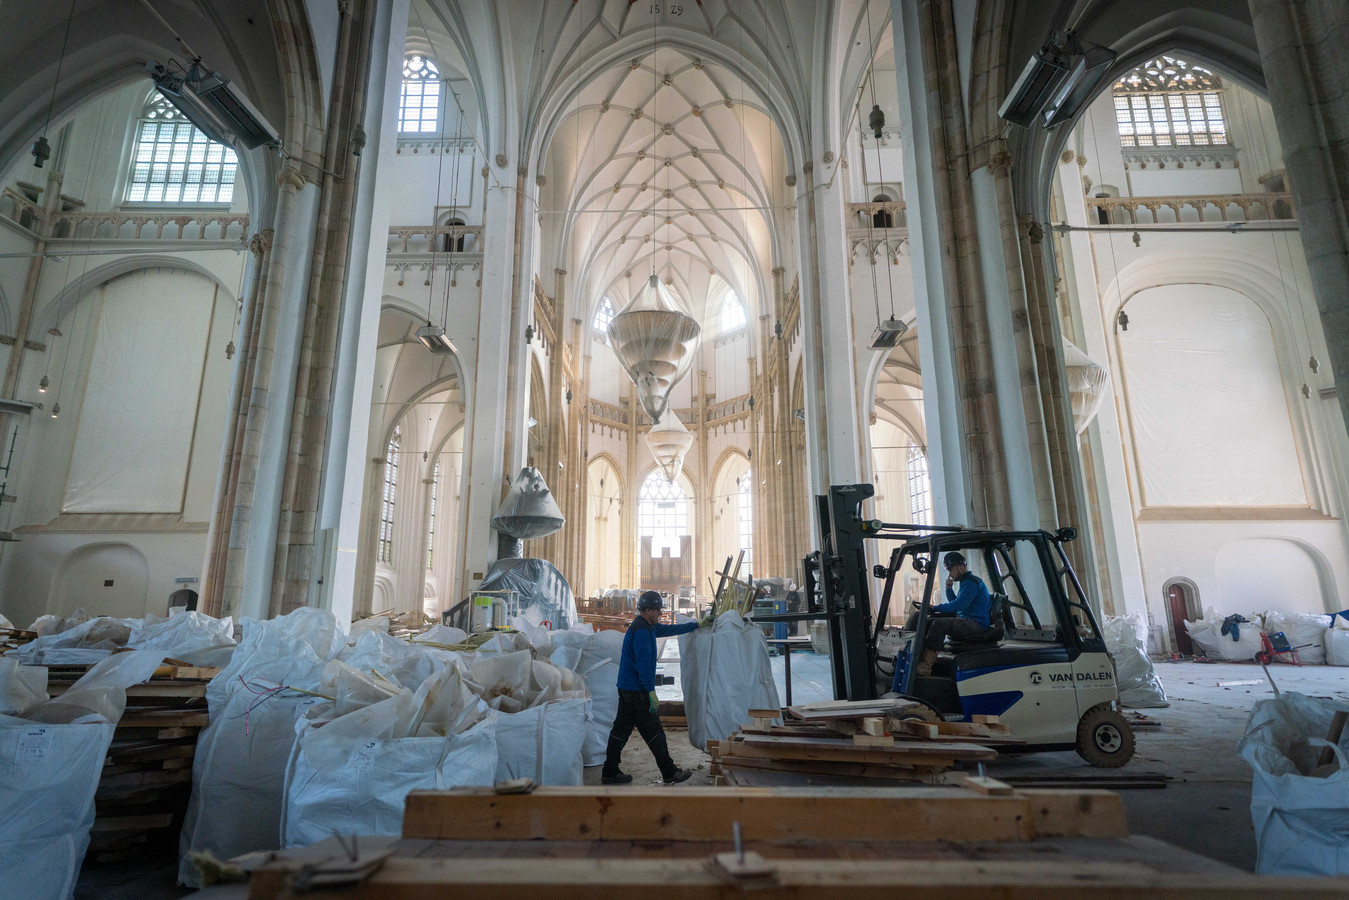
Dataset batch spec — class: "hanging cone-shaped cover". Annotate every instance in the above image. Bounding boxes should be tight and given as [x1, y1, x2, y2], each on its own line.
[491, 467, 565, 540]
[1063, 338, 1109, 435]
[608, 275, 701, 423]
[645, 413, 693, 483]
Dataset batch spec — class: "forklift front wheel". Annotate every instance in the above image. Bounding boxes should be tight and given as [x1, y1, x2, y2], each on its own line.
[1075, 705, 1135, 768]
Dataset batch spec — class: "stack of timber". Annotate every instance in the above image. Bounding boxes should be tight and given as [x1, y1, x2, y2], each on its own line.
[353, 608, 435, 639]
[708, 698, 1021, 785]
[0, 624, 36, 653]
[237, 786, 1349, 898]
[45, 659, 217, 862]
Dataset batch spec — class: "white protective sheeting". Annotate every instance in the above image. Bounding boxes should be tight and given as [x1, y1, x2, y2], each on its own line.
[0, 651, 163, 899]
[1102, 612, 1169, 708]
[63, 268, 217, 513]
[1118, 286, 1306, 507]
[0, 657, 48, 716]
[128, 609, 236, 666]
[1237, 691, 1349, 875]
[679, 611, 780, 751]
[1185, 608, 1262, 661]
[1063, 338, 1109, 435]
[178, 608, 342, 886]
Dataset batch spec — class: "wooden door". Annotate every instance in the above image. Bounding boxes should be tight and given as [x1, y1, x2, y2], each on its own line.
[1167, 585, 1194, 655]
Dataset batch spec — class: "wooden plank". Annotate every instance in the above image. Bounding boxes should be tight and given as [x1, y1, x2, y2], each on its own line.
[246, 856, 1349, 899]
[962, 775, 1015, 796]
[403, 787, 1073, 844]
[860, 717, 885, 736]
[852, 734, 895, 748]
[90, 813, 175, 833]
[116, 710, 209, 727]
[736, 734, 998, 762]
[97, 768, 193, 790]
[47, 681, 209, 699]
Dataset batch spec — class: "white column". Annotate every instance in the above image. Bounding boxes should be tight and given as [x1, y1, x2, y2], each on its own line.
[890, 0, 968, 525]
[324, 0, 409, 624]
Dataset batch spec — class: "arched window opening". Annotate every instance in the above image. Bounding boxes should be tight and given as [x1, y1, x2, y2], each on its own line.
[720, 293, 746, 333]
[400, 55, 441, 133]
[1113, 56, 1227, 148]
[907, 446, 931, 526]
[737, 471, 753, 575]
[379, 428, 400, 564]
[593, 296, 616, 337]
[638, 471, 688, 558]
[427, 461, 439, 569]
[126, 96, 238, 204]
[871, 193, 893, 228]
[440, 217, 466, 252]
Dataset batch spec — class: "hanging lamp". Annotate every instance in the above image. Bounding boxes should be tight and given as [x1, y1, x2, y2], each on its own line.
[608, 274, 700, 423]
[645, 412, 692, 483]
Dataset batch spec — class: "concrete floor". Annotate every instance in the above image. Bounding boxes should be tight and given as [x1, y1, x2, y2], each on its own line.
[77, 657, 1349, 896]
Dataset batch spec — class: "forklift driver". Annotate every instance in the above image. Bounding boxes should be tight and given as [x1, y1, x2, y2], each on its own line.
[905, 552, 992, 676]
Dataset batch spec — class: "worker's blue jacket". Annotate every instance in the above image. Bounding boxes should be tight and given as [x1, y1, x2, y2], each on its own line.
[616, 614, 699, 692]
[932, 572, 992, 628]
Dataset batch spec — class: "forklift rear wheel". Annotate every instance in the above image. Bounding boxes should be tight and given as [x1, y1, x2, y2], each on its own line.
[893, 699, 942, 724]
[1075, 705, 1135, 768]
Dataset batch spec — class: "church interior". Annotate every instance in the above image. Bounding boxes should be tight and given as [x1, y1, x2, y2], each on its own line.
[3, 0, 1349, 896]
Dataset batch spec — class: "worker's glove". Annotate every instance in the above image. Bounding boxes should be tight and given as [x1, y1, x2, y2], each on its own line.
[699, 613, 716, 628]
[648, 691, 659, 714]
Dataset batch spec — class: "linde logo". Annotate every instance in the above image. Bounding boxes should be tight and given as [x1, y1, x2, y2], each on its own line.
[1029, 670, 1113, 685]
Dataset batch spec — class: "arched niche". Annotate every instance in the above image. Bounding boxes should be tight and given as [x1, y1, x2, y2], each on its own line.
[50, 542, 149, 618]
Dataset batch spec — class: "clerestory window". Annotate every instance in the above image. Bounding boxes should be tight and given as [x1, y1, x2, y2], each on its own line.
[126, 96, 238, 204]
[400, 55, 441, 133]
[1113, 57, 1227, 149]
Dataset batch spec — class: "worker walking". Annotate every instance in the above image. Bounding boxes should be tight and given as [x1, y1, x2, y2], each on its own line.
[602, 591, 710, 785]
[909, 552, 992, 676]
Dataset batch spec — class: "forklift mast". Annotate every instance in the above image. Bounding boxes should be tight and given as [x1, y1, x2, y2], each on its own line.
[817, 485, 880, 701]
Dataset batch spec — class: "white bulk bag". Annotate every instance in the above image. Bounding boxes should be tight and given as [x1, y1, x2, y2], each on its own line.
[679, 611, 781, 751]
[1237, 691, 1349, 875]
[1263, 611, 1331, 665]
[178, 609, 341, 886]
[282, 712, 497, 847]
[1102, 612, 1168, 708]
[127, 609, 236, 666]
[493, 697, 588, 785]
[550, 628, 623, 766]
[1185, 609, 1262, 661]
[1326, 619, 1349, 667]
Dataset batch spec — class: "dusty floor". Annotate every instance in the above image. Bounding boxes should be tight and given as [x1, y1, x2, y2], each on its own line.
[76, 658, 1349, 897]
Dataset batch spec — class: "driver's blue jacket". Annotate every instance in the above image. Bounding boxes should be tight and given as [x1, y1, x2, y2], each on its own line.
[932, 572, 991, 628]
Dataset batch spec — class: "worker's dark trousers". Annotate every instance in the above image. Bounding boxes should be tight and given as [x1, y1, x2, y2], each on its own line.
[603, 689, 676, 778]
[908, 614, 988, 650]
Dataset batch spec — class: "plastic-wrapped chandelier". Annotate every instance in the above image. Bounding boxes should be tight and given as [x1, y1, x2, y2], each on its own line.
[607, 275, 701, 423]
[645, 413, 693, 483]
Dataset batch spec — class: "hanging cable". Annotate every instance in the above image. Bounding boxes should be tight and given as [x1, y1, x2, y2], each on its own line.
[440, 82, 466, 329]
[425, 72, 450, 327]
[32, 0, 78, 167]
[862, 1, 898, 321]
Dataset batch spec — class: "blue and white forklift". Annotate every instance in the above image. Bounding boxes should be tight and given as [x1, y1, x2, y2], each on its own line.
[755, 483, 1135, 768]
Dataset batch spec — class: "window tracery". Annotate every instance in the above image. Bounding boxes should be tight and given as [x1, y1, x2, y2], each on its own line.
[400, 55, 441, 133]
[1113, 56, 1227, 148]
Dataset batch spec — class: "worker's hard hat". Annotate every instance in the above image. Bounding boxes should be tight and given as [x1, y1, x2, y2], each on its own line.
[637, 591, 664, 611]
[942, 551, 967, 569]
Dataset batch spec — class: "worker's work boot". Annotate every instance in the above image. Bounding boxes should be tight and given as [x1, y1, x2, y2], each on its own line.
[915, 649, 939, 677]
[662, 768, 693, 785]
[601, 770, 634, 785]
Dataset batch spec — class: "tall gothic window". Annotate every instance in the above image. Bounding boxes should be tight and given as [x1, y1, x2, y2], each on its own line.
[907, 446, 931, 526]
[399, 55, 441, 133]
[427, 461, 439, 569]
[593, 296, 616, 337]
[720, 293, 747, 332]
[379, 428, 400, 564]
[638, 470, 688, 557]
[736, 471, 753, 574]
[126, 96, 238, 204]
[1113, 56, 1227, 148]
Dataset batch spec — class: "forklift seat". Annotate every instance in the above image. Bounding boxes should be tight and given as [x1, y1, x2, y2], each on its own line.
[945, 593, 1006, 652]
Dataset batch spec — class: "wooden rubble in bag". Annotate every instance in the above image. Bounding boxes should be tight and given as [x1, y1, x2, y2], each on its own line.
[40, 658, 220, 862]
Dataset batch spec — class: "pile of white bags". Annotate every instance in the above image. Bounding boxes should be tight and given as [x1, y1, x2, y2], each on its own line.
[180, 610, 594, 883]
[1237, 691, 1349, 875]
[679, 611, 780, 751]
[1, 650, 166, 899]
[547, 627, 623, 765]
[7, 606, 236, 667]
[1184, 608, 1263, 661]
[1327, 616, 1349, 667]
[1102, 612, 1168, 708]
[1262, 611, 1331, 665]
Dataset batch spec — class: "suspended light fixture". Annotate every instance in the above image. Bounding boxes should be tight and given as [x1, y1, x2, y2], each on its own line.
[38, 375, 48, 393]
[608, 275, 701, 423]
[645, 413, 692, 483]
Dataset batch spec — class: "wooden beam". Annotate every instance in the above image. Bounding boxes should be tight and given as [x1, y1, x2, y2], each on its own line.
[402, 786, 1125, 844]
[247, 856, 1349, 899]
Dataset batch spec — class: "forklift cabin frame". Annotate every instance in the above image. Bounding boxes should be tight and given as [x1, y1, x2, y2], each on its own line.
[753, 484, 1103, 702]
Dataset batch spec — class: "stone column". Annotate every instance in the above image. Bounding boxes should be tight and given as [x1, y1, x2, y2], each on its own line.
[620, 390, 638, 586]
[1251, 0, 1349, 436]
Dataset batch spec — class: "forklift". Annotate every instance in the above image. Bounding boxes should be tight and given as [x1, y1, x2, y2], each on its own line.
[755, 484, 1135, 768]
